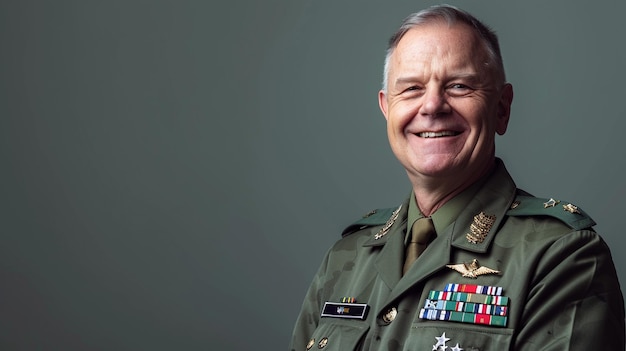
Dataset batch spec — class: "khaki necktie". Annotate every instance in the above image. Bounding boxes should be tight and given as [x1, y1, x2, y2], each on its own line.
[403, 217, 435, 275]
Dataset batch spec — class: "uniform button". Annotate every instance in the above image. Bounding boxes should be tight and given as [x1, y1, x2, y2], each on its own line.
[306, 338, 315, 350]
[382, 307, 398, 324]
[318, 337, 328, 349]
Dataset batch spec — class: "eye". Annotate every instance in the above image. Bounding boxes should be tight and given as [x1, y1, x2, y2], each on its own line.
[446, 83, 474, 97]
[402, 85, 423, 95]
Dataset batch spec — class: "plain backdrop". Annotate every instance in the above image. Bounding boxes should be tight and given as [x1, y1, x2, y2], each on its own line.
[2, 0, 625, 349]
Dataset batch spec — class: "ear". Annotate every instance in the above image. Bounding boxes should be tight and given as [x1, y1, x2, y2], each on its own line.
[496, 83, 513, 135]
[378, 90, 389, 121]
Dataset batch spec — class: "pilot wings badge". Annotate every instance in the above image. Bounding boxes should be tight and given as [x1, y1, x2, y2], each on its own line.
[447, 259, 501, 279]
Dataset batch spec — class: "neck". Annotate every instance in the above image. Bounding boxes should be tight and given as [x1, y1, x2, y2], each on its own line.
[410, 160, 496, 217]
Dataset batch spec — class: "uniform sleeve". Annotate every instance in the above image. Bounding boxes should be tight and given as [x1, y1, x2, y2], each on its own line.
[514, 230, 625, 349]
[289, 249, 330, 351]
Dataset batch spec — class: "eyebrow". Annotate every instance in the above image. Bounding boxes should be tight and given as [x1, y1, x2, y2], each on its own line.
[393, 77, 420, 86]
[393, 73, 481, 87]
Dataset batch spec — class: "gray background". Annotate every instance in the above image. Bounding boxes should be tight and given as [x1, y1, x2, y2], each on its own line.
[1, 0, 625, 349]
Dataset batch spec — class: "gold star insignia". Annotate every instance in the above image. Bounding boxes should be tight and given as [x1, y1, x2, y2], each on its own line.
[446, 259, 501, 279]
[543, 198, 560, 208]
[563, 203, 581, 214]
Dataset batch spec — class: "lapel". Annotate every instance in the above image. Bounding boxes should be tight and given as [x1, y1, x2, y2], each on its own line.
[362, 199, 409, 291]
[381, 221, 452, 315]
[360, 196, 450, 318]
[449, 160, 517, 253]
[372, 219, 406, 291]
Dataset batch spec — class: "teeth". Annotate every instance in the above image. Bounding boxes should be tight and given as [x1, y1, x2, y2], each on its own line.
[418, 131, 458, 138]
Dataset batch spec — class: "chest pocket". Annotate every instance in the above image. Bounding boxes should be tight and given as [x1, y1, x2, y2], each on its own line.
[306, 320, 369, 351]
[406, 324, 514, 351]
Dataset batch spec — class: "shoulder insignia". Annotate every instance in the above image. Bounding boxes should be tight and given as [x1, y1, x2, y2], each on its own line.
[506, 195, 595, 230]
[341, 206, 398, 237]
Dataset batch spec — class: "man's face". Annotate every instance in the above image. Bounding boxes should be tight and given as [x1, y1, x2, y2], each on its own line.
[379, 22, 513, 186]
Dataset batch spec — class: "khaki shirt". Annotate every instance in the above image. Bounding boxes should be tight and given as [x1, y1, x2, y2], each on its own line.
[290, 159, 624, 350]
[406, 171, 486, 245]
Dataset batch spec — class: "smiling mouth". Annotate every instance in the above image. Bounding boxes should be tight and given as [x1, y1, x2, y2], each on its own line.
[417, 131, 460, 138]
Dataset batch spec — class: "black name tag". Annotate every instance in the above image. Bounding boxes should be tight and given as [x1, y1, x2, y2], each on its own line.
[321, 302, 369, 320]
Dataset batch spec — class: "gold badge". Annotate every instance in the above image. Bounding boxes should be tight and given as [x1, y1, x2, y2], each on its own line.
[306, 338, 315, 350]
[374, 205, 402, 240]
[543, 198, 560, 208]
[465, 212, 496, 244]
[510, 200, 520, 209]
[318, 337, 328, 349]
[563, 203, 581, 214]
[447, 259, 501, 278]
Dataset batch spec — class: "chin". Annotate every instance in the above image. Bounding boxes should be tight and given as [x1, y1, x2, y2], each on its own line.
[406, 162, 457, 180]
[415, 155, 459, 174]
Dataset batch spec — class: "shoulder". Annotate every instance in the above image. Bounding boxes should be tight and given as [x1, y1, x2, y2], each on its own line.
[341, 206, 399, 237]
[506, 194, 596, 231]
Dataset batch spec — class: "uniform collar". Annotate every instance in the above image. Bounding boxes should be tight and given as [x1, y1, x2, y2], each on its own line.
[407, 175, 488, 244]
[366, 158, 517, 254]
[362, 198, 409, 248]
[379, 159, 518, 308]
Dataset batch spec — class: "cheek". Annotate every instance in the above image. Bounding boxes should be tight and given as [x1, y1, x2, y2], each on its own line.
[388, 104, 417, 131]
[460, 103, 495, 132]
[472, 117, 499, 150]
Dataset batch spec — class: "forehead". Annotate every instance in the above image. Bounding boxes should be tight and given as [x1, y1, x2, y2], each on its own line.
[390, 22, 490, 74]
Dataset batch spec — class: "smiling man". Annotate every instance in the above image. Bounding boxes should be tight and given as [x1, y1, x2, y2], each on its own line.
[290, 5, 624, 351]
[379, 18, 512, 218]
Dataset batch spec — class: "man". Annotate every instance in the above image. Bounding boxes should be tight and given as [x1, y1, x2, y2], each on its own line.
[290, 5, 624, 351]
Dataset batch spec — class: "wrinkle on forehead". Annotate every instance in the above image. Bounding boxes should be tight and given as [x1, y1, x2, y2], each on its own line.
[388, 23, 493, 90]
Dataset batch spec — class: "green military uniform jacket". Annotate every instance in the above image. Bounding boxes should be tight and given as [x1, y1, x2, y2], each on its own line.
[290, 160, 624, 350]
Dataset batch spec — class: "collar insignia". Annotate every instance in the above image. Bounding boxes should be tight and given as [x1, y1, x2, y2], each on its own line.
[374, 205, 402, 240]
[465, 212, 496, 244]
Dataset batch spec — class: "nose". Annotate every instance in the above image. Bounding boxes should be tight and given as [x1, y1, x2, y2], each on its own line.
[419, 88, 450, 117]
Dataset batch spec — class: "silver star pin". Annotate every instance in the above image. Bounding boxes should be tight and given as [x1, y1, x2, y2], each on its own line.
[434, 332, 450, 349]
[451, 343, 463, 351]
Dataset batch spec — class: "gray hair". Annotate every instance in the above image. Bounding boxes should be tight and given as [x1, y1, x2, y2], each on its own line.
[381, 4, 505, 92]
